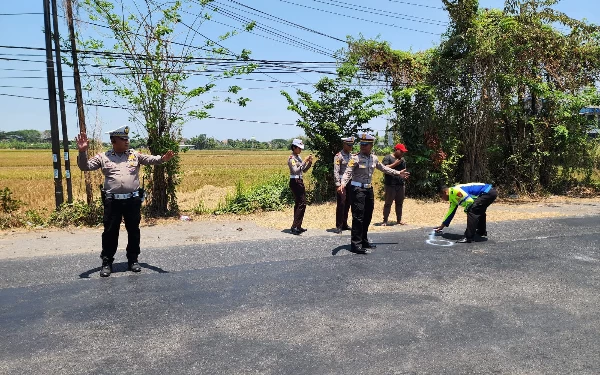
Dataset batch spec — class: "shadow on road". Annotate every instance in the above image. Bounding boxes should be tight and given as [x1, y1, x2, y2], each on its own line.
[78, 262, 169, 278]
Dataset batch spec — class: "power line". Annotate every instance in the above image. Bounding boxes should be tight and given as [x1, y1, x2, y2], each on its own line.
[0, 44, 341, 65]
[278, 0, 442, 35]
[0, 92, 298, 126]
[222, 0, 346, 42]
[307, 0, 448, 26]
[0, 12, 43, 16]
[385, 0, 445, 10]
[206, 2, 337, 58]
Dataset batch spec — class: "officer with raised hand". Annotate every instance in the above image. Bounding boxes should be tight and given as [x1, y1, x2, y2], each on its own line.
[288, 138, 313, 235]
[338, 133, 410, 253]
[76, 126, 174, 277]
[333, 136, 355, 233]
[434, 183, 498, 243]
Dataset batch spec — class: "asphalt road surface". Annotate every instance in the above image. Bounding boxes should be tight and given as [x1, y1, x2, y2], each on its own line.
[1, 216, 599, 375]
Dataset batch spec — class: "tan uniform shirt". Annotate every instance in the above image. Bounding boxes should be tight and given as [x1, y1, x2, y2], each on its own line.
[340, 152, 401, 186]
[333, 149, 352, 187]
[78, 149, 164, 193]
[288, 154, 311, 178]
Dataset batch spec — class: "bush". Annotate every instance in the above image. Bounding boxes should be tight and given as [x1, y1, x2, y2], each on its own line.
[215, 176, 294, 214]
[0, 187, 22, 213]
[47, 199, 103, 227]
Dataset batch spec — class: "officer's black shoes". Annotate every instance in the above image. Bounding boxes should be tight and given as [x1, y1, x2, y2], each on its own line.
[298, 227, 308, 233]
[476, 231, 488, 237]
[362, 240, 376, 249]
[351, 245, 368, 254]
[128, 262, 142, 272]
[290, 227, 302, 235]
[456, 237, 472, 243]
[100, 257, 112, 277]
[341, 224, 351, 231]
[334, 227, 342, 234]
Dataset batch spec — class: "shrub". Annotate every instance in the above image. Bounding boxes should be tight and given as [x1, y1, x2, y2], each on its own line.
[215, 176, 294, 214]
[47, 199, 103, 227]
[0, 187, 22, 213]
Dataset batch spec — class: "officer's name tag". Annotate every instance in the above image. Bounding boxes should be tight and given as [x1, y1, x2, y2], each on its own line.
[358, 164, 367, 169]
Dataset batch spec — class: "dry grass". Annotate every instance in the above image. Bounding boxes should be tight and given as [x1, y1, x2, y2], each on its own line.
[2, 149, 598, 232]
[0, 149, 310, 212]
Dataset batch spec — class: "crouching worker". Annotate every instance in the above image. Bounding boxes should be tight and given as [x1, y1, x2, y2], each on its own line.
[434, 183, 498, 243]
[76, 126, 174, 277]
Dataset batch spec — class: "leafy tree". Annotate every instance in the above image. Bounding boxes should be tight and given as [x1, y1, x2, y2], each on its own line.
[78, 0, 256, 216]
[281, 67, 389, 201]
[344, 0, 600, 195]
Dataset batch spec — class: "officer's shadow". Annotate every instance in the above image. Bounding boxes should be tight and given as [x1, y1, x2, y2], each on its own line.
[437, 232, 488, 242]
[79, 262, 169, 278]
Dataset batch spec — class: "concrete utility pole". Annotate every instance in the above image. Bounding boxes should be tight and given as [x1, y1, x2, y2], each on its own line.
[51, 0, 73, 203]
[65, 0, 94, 204]
[43, 0, 64, 209]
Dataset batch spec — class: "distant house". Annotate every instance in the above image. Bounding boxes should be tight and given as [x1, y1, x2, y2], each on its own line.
[178, 144, 196, 150]
[579, 106, 600, 138]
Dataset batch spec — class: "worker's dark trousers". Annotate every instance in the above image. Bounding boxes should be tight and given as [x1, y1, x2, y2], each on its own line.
[101, 197, 142, 263]
[290, 178, 306, 229]
[465, 188, 498, 239]
[335, 182, 352, 229]
[350, 186, 374, 250]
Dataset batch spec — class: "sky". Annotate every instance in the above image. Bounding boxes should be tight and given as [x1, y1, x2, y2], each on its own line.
[1, 0, 599, 142]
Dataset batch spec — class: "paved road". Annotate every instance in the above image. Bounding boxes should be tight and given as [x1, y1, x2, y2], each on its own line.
[1, 216, 599, 374]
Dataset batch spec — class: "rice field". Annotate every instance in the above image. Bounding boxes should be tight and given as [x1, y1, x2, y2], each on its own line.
[0, 149, 362, 213]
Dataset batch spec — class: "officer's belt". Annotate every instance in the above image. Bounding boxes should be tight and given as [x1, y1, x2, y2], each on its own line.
[290, 175, 303, 179]
[106, 191, 140, 200]
[351, 181, 372, 188]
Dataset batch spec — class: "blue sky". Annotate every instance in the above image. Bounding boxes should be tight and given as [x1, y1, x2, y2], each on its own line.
[1, 0, 598, 142]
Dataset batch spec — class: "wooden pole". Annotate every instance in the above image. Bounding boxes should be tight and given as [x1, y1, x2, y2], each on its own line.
[65, 0, 94, 204]
[43, 0, 64, 209]
[51, 0, 73, 203]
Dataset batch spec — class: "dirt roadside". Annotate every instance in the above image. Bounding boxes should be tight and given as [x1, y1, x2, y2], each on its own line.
[1, 197, 599, 260]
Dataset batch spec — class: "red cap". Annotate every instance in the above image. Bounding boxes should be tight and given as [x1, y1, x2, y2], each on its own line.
[394, 143, 408, 152]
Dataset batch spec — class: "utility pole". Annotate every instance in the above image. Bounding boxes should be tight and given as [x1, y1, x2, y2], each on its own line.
[43, 0, 64, 209]
[51, 0, 73, 203]
[65, 0, 94, 204]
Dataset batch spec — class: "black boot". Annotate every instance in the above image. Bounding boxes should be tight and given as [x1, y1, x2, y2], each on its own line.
[128, 261, 141, 273]
[100, 257, 112, 277]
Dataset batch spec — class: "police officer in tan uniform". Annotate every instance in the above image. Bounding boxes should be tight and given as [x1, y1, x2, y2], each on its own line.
[333, 136, 354, 233]
[338, 133, 410, 253]
[288, 138, 313, 235]
[76, 126, 174, 277]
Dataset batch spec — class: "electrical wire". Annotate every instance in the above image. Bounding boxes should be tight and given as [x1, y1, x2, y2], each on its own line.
[0, 92, 298, 126]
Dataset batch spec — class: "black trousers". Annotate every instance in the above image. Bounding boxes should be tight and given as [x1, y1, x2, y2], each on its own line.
[382, 184, 405, 222]
[101, 197, 142, 262]
[350, 186, 374, 249]
[289, 178, 306, 228]
[335, 181, 352, 229]
[465, 188, 498, 239]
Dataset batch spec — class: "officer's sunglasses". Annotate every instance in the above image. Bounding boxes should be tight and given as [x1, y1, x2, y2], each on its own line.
[117, 137, 129, 141]
[359, 142, 371, 146]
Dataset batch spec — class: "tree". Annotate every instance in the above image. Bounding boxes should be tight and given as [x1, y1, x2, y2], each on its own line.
[344, 0, 600, 195]
[281, 67, 389, 201]
[78, 0, 256, 216]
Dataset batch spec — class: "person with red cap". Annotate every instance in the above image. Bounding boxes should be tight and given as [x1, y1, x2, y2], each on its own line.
[381, 143, 408, 226]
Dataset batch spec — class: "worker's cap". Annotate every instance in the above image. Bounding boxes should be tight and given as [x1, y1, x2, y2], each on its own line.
[106, 125, 130, 139]
[394, 143, 408, 152]
[358, 133, 375, 145]
[341, 136, 355, 144]
[292, 138, 305, 149]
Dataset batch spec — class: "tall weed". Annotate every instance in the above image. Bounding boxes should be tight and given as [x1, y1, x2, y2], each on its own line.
[215, 176, 294, 214]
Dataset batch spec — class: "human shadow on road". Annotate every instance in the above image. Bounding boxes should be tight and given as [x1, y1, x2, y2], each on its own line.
[78, 262, 169, 278]
[438, 232, 489, 242]
[332, 244, 352, 256]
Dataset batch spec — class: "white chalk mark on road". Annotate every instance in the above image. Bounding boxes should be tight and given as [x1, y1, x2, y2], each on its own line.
[425, 231, 454, 247]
